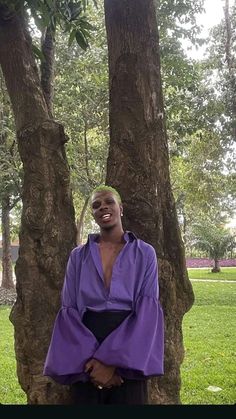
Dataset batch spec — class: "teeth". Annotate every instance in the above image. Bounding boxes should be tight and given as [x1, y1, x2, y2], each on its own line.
[102, 214, 111, 219]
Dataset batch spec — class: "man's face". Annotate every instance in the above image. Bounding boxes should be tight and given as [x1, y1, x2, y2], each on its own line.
[91, 191, 123, 230]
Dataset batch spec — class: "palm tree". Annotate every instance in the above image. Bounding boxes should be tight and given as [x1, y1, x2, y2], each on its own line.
[193, 221, 233, 272]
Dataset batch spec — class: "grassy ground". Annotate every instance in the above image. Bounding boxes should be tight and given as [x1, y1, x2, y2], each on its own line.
[187, 267, 236, 280]
[0, 279, 235, 404]
[0, 306, 27, 404]
[180, 281, 236, 404]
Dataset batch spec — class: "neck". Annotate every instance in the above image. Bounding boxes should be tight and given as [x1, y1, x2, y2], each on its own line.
[99, 226, 125, 244]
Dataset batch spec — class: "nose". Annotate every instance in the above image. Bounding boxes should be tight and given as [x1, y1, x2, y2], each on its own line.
[99, 201, 108, 211]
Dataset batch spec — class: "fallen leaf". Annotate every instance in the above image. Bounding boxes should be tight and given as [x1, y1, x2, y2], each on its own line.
[206, 386, 222, 392]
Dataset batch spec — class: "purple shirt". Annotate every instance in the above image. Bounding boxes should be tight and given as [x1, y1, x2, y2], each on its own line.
[43, 231, 164, 384]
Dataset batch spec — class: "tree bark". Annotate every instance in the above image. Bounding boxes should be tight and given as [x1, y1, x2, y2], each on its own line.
[41, 26, 55, 117]
[1, 195, 14, 289]
[0, 7, 77, 404]
[104, 0, 194, 404]
[212, 259, 220, 273]
[76, 196, 89, 245]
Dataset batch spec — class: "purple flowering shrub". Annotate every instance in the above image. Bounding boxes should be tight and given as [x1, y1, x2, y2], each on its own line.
[186, 258, 236, 268]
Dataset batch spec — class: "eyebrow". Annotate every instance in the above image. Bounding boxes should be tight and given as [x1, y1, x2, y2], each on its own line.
[92, 196, 116, 205]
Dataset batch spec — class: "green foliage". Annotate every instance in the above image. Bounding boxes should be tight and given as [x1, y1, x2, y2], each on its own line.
[158, 0, 205, 44]
[53, 2, 109, 238]
[157, 3, 235, 249]
[1, 0, 97, 51]
[206, 1, 236, 129]
[27, 0, 97, 50]
[0, 72, 22, 231]
[192, 221, 234, 262]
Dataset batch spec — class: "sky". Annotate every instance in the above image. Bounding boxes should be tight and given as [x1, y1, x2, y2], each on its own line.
[182, 0, 230, 59]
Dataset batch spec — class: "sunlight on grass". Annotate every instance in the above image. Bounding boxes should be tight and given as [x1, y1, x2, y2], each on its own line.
[187, 267, 236, 280]
[0, 279, 235, 404]
[181, 282, 236, 404]
[0, 306, 27, 404]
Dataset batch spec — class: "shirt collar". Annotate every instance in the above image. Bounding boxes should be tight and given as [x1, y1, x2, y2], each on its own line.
[87, 231, 137, 244]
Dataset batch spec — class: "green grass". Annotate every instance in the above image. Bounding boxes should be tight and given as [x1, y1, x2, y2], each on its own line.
[0, 306, 27, 404]
[188, 267, 236, 280]
[180, 281, 236, 404]
[0, 281, 235, 404]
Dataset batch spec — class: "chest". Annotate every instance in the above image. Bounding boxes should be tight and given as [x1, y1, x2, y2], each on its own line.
[99, 244, 125, 288]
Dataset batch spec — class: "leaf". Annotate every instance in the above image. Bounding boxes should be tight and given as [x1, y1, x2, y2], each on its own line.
[75, 30, 88, 51]
[68, 28, 77, 47]
[206, 386, 222, 392]
[79, 20, 96, 31]
[32, 45, 45, 62]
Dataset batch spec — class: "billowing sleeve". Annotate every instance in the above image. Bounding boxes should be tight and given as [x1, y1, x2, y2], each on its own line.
[43, 247, 99, 385]
[92, 246, 164, 379]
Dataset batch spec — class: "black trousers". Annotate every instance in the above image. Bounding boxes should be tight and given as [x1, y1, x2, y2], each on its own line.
[72, 379, 148, 405]
[71, 309, 148, 405]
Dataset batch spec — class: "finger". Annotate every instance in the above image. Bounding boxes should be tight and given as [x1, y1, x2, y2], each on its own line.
[85, 359, 96, 372]
[84, 362, 92, 372]
[84, 366, 93, 373]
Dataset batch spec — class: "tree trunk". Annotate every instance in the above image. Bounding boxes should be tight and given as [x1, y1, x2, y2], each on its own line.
[1, 195, 14, 289]
[41, 26, 55, 117]
[212, 259, 220, 273]
[76, 196, 89, 245]
[0, 7, 77, 404]
[104, 0, 194, 404]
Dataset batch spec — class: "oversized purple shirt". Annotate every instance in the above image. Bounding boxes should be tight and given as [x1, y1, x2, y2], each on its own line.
[43, 231, 164, 384]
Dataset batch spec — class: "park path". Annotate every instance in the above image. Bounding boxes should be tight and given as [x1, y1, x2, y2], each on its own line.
[190, 279, 236, 283]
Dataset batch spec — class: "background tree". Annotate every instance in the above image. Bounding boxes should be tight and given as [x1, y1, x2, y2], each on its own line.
[0, 1, 92, 403]
[166, 7, 236, 250]
[53, 4, 109, 243]
[104, 0, 194, 404]
[1, 0, 235, 405]
[192, 220, 234, 271]
[0, 71, 22, 289]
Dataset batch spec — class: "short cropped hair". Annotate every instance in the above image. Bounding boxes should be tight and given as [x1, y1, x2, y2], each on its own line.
[90, 185, 122, 204]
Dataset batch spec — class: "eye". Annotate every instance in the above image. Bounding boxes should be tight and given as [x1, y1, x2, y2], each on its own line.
[92, 201, 101, 209]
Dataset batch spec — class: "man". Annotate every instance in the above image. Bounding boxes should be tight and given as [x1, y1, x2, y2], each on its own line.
[43, 185, 164, 404]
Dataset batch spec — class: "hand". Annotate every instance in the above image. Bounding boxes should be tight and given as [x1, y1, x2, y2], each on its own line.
[102, 373, 124, 388]
[84, 359, 115, 386]
[91, 373, 124, 389]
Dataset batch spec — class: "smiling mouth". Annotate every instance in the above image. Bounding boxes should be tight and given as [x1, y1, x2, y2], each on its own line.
[101, 213, 112, 222]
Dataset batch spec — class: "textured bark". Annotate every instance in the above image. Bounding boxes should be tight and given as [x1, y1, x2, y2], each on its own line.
[0, 7, 76, 403]
[1, 195, 14, 289]
[212, 259, 220, 273]
[41, 26, 55, 117]
[76, 196, 89, 245]
[104, 0, 194, 404]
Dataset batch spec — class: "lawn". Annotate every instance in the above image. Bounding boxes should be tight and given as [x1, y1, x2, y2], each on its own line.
[187, 267, 236, 281]
[0, 306, 27, 404]
[180, 281, 236, 404]
[0, 280, 235, 404]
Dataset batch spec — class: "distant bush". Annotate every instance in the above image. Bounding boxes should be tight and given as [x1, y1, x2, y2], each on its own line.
[186, 258, 236, 268]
